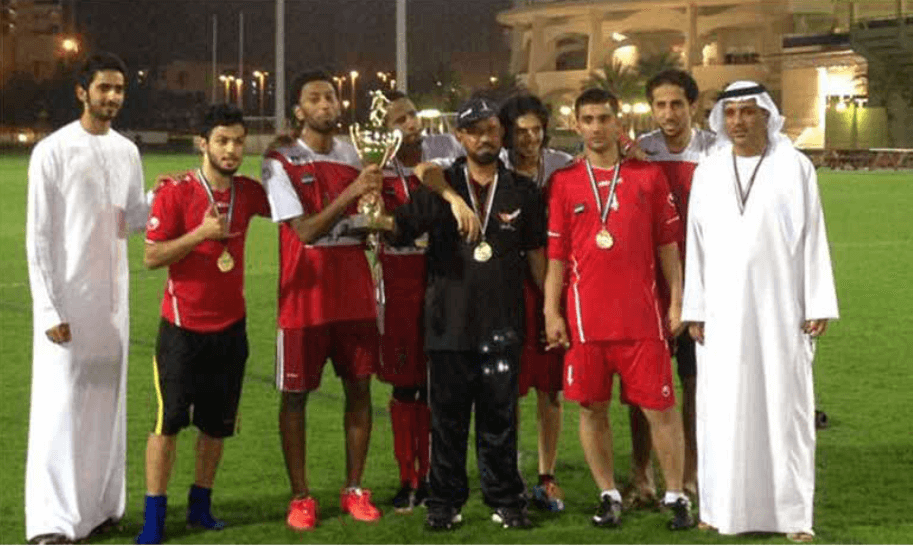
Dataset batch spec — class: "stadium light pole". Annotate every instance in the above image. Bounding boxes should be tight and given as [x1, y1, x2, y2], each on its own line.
[349, 70, 358, 121]
[396, 0, 407, 93]
[274, 0, 286, 133]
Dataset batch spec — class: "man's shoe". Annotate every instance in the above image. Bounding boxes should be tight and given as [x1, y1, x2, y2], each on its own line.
[391, 483, 415, 513]
[136, 495, 167, 544]
[340, 488, 382, 522]
[665, 497, 695, 530]
[491, 506, 533, 529]
[531, 480, 565, 512]
[787, 532, 815, 543]
[187, 486, 225, 531]
[425, 508, 462, 531]
[28, 534, 73, 545]
[413, 479, 430, 507]
[592, 494, 622, 527]
[286, 496, 318, 531]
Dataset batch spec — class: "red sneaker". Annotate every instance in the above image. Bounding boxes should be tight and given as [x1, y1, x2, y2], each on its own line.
[287, 496, 318, 531]
[340, 488, 382, 522]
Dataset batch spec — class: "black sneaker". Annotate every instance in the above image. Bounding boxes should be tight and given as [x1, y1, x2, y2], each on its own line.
[392, 483, 415, 513]
[425, 507, 461, 531]
[491, 506, 533, 529]
[592, 494, 622, 527]
[665, 497, 695, 530]
[413, 479, 430, 507]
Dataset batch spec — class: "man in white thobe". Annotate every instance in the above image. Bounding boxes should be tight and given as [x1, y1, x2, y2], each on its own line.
[682, 81, 838, 540]
[25, 53, 147, 544]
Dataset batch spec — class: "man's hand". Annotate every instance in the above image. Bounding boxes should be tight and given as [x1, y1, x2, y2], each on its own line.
[803, 319, 829, 337]
[45, 323, 71, 344]
[688, 322, 705, 345]
[667, 305, 685, 338]
[344, 164, 383, 202]
[447, 197, 481, 242]
[544, 310, 570, 351]
[195, 205, 229, 240]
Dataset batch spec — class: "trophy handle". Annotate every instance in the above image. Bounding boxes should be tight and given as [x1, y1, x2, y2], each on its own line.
[380, 129, 403, 168]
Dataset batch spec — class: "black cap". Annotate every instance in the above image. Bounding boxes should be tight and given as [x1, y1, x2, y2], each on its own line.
[455, 97, 498, 130]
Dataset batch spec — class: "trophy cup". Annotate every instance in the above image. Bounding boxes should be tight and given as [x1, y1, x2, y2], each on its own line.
[349, 90, 403, 233]
[348, 90, 402, 335]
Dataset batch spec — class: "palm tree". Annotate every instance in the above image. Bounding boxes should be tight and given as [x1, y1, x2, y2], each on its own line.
[584, 60, 642, 104]
[636, 51, 684, 81]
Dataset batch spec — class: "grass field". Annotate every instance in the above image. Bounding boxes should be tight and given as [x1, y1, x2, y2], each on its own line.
[1, 152, 911, 544]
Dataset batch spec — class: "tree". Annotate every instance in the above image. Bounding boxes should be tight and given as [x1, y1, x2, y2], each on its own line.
[584, 60, 642, 104]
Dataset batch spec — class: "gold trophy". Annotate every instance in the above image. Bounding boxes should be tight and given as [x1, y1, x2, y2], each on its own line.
[349, 90, 403, 232]
[348, 90, 402, 335]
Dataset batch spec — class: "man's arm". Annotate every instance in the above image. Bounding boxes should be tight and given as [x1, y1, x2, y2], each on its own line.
[144, 204, 228, 269]
[526, 248, 547, 292]
[288, 164, 383, 244]
[413, 162, 480, 242]
[26, 142, 69, 343]
[543, 259, 569, 350]
[657, 242, 684, 337]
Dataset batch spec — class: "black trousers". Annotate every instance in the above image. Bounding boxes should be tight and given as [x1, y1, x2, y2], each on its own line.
[426, 347, 525, 512]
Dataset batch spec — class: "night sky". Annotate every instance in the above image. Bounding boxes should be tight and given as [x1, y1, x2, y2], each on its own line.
[74, 0, 515, 88]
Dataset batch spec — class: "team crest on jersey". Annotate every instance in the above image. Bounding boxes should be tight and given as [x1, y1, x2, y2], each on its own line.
[498, 208, 521, 230]
[147, 216, 160, 231]
[662, 385, 671, 398]
[574, 203, 586, 214]
[300, 173, 315, 185]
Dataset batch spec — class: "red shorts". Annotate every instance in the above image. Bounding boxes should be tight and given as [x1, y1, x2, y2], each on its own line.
[378, 296, 426, 388]
[276, 320, 378, 392]
[563, 339, 675, 410]
[519, 280, 563, 396]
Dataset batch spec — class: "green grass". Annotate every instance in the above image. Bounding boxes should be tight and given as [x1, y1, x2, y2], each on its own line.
[1, 152, 911, 544]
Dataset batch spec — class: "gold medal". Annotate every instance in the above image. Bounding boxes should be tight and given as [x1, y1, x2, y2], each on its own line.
[217, 248, 235, 272]
[595, 229, 614, 250]
[473, 241, 493, 262]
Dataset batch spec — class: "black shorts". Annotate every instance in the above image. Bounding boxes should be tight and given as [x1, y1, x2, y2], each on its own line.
[152, 318, 248, 438]
[674, 332, 696, 379]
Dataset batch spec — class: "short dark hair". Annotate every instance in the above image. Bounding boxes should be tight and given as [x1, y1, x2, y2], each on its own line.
[646, 69, 699, 104]
[77, 53, 128, 91]
[290, 70, 335, 109]
[498, 94, 551, 150]
[199, 103, 247, 140]
[574, 88, 620, 117]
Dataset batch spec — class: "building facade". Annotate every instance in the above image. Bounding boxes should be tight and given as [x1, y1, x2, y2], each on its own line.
[498, 0, 912, 147]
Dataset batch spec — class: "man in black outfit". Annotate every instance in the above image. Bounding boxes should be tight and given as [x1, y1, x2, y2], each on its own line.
[386, 97, 547, 530]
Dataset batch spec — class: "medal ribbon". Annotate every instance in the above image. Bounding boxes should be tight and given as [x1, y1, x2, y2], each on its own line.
[730, 145, 767, 215]
[463, 166, 499, 241]
[584, 159, 621, 227]
[392, 159, 411, 200]
[197, 168, 235, 239]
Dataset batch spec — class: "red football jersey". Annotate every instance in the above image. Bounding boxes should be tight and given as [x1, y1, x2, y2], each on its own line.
[262, 138, 376, 329]
[379, 168, 427, 307]
[146, 171, 270, 333]
[547, 158, 682, 343]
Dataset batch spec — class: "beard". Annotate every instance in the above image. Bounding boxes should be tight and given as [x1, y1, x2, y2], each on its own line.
[208, 154, 240, 177]
[86, 98, 121, 122]
[470, 148, 499, 165]
[307, 116, 338, 135]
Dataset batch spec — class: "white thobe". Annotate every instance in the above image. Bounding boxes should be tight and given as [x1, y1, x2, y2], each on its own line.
[682, 138, 839, 535]
[25, 120, 147, 541]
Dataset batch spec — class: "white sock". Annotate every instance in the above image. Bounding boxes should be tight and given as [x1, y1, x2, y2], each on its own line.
[601, 489, 622, 503]
[663, 491, 686, 504]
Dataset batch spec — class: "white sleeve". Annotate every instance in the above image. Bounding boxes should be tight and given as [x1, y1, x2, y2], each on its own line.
[262, 157, 304, 222]
[681, 162, 707, 323]
[26, 141, 66, 329]
[801, 159, 839, 320]
[124, 147, 149, 233]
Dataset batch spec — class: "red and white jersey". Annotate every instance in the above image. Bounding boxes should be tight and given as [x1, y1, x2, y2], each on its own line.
[261, 138, 375, 329]
[638, 128, 716, 241]
[146, 171, 270, 333]
[547, 159, 683, 343]
[379, 136, 463, 308]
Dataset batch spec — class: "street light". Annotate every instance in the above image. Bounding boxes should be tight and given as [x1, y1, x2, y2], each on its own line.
[489, 75, 498, 86]
[332, 75, 345, 98]
[253, 70, 269, 116]
[349, 70, 359, 120]
[219, 74, 236, 103]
